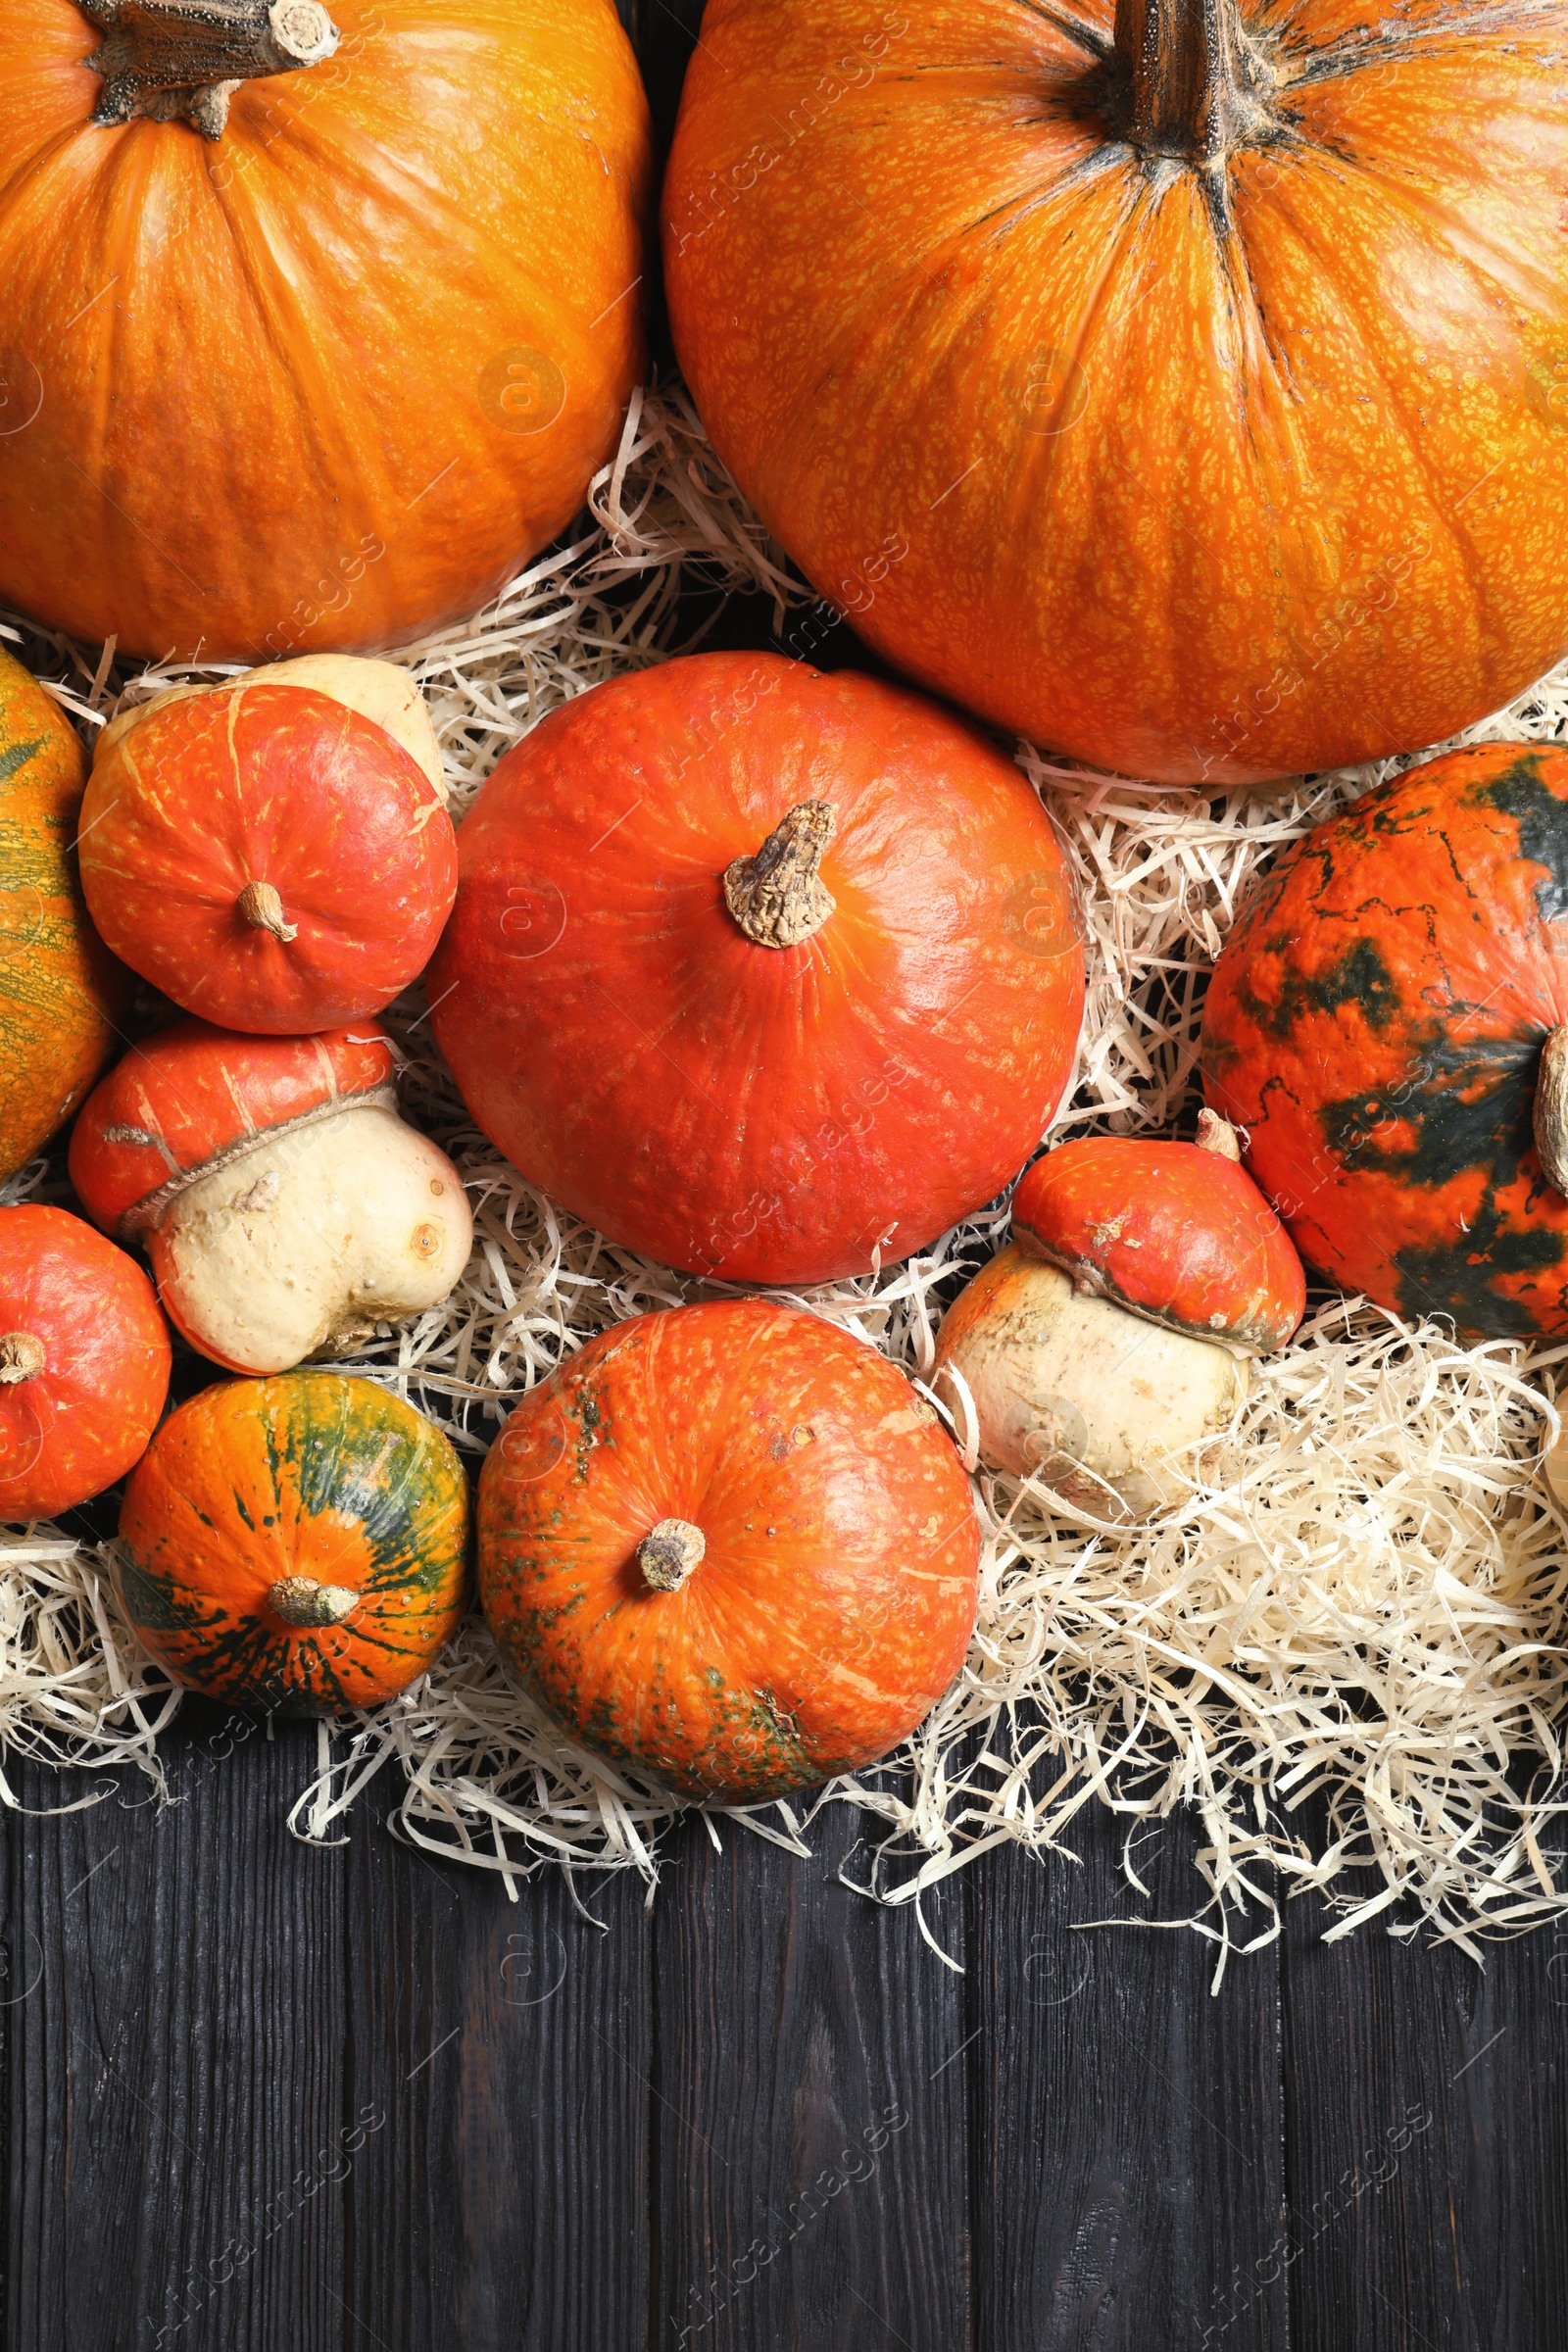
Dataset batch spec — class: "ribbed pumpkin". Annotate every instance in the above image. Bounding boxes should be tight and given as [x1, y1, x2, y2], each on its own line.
[78, 680, 458, 1032]
[478, 1298, 981, 1802]
[428, 653, 1085, 1285]
[1201, 741, 1568, 1339]
[0, 1203, 170, 1520]
[0, 645, 129, 1178]
[117, 1371, 470, 1710]
[663, 0, 1568, 785]
[0, 0, 651, 662]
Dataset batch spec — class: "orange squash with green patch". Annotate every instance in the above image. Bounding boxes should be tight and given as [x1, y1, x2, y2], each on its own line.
[477, 1297, 981, 1802]
[0, 645, 129, 1177]
[1201, 741, 1568, 1339]
[117, 1371, 470, 1711]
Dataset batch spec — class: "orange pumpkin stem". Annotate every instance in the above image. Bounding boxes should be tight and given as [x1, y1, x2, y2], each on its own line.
[238, 879, 300, 945]
[1111, 0, 1275, 166]
[269, 1573, 358, 1627]
[0, 1331, 45, 1385]
[82, 0, 340, 141]
[1534, 1024, 1568, 1199]
[638, 1518, 706, 1592]
[723, 801, 837, 949]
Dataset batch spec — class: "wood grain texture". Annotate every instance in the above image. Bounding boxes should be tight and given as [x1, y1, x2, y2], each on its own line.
[653, 1803, 971, 2351]
[972, 1825, 1287, 2352]
[340, 1786, 653, 2352]
[7, 1714, 347, 2352]
[1281, 1825, 1568, 2352]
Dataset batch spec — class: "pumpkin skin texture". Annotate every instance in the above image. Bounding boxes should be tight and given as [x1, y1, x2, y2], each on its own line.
[428, 653, 1085, 1286]
[0, 647, 130, 1178]
[1012, 1130, 1306, 1354]
[0, 0, 652, 662]
[663, 0, 1568, 786]
[117, 1372, 470, 1711]
[478, 1299, 981, 1803]
[78, 682, 459, 1032]
[1200, 742, 1568, 1340]
[0, 1204, 170, 1520]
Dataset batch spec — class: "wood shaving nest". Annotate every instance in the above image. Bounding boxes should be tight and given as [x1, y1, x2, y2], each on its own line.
[6, 381, 1568, 1970]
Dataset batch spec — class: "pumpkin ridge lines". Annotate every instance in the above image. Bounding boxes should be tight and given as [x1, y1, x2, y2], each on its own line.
[1286, 1, 1568, 86]
[1012, 0, 1113, 62]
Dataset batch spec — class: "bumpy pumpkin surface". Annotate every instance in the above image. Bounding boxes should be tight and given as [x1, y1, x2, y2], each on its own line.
[478, 1298, 981, 1802]
[1201, 743, 1568, 1338]
[429, 653, 1085, 1285]
[0, 647, 129, 1178]
[78, 682, 458, 1032]
[664, 0, 1568, 784]
[118, 1372, 470, 1710]
[0, 1203, 170, 1520]
[0, 0, 651, 661]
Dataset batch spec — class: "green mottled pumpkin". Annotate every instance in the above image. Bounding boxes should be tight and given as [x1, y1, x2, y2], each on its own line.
[117, 1372, 470, 1712]
[1201, 740, 1568, 1339]
[0, 645, 130, 1176]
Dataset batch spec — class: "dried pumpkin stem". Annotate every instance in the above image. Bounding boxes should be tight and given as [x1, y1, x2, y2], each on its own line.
[1195, 1107, 1242, 1161]
[238, 879, 299, 944]
[82, 0, 340, 141]
[638, 1519, 706, 1593]
[0, 1333, 46, 1386]
[1111, 0, 1275, 166]
[1534, 1024, 1568, 1198]
[723, 801, 837, 950]
[270, 1574, 358, 1627]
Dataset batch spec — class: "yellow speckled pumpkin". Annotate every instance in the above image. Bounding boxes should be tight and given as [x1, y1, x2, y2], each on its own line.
[0, 646, 129, 1177]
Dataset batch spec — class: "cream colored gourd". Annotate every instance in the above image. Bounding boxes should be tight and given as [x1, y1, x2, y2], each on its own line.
[97, 655, 446, 800]
[933, 1246, 1249, 1519]
[146, 1104, 471, 1375]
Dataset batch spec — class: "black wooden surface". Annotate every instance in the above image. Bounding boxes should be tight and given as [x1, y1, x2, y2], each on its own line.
[6, 5, 1568, 2347]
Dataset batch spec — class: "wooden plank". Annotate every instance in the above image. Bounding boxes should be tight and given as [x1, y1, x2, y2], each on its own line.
[341, 1797, 654, 2352]
[7, 1711, 347, 2352]
[1281, 1875, 1568, 2351]
[973, 1808, 1287, 2352]
[653, 1801, 971, 2352]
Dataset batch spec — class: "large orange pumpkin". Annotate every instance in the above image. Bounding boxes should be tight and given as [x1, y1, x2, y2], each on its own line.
[477, 1298, 981, 1802]
[0, 645, 129, 1179]
[1201, 741, 1568, 1339]
[663, 0, 1568, 785]
[118, 1370, 470, 1711]
[0, 0, 651, 662]
[428, 652, 1085, 1286]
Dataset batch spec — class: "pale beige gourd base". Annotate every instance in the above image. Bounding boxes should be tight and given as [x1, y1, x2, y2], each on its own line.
[147, 1102, 473, 1376]
[7, 383, 1568, 1966]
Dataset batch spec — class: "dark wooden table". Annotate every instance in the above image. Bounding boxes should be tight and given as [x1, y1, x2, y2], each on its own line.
[7, 7, 1567, 2346]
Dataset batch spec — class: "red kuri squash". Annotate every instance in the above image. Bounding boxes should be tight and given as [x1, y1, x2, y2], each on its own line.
[663, 0, 1568, 785]
[118, 1370, 470, 1711]
[79, 680, 458, 1032]
[1201, 741, 1568, 1338]
[428, 652, 1085, 1285]
[0, 0, 652, 662]
[478, 1298, 981, 1802]
[0, 1202, 169, 1520]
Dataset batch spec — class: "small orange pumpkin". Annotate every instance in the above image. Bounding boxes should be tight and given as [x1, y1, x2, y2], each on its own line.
[78, 680, 458, 1034]
[0, 1202, 170, 1520]
[117, 1370, 470, 1711]
[478, 1297, 981, 1802]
